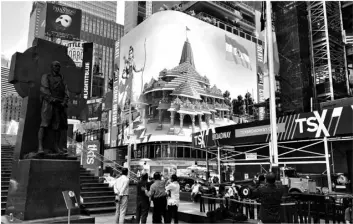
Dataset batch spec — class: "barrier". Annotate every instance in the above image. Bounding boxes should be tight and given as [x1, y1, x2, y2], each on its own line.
[200, 194, 352, 223]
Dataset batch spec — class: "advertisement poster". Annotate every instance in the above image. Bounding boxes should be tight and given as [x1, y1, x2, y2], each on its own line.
[45, 3, 82, 40]
[82, 43, 93, 99]
[82, 140, 100, 176]
[115, 11, 267, 146]
[62, 40, 85, 68]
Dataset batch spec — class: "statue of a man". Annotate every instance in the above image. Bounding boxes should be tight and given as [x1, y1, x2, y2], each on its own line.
[38, 61, 69, 154]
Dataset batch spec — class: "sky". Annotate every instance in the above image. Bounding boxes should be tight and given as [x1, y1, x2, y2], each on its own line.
[1, 1, 125, 60]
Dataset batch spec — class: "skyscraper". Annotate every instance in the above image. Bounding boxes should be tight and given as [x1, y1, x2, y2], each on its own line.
[124, 1, 153, 34]
[27, 1, 124, 97]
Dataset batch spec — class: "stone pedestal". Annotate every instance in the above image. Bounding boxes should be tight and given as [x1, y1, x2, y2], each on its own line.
[6, 159, 80, 221]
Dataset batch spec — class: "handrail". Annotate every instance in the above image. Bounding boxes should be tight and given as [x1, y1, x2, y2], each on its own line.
[67, 137, 139, 183]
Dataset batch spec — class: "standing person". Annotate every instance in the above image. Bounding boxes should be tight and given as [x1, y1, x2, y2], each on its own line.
[114, 168, 130, 224]
[136, 173, 150, 224]
[165, 174, 180, 224]
[190, 181, 200, 202]
[145, 172, 167, 223]
[251, 172, 283, 223]
[227, 183, 238, 199]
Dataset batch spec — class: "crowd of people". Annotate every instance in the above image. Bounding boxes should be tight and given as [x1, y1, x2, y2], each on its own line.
[106, 169, 353, 224]
[109, 168, 181, 224]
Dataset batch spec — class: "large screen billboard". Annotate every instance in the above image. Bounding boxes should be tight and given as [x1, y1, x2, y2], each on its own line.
[112, 11, 267, 146]
[61, 40, 85, 68]
[45, 3, 82, 40]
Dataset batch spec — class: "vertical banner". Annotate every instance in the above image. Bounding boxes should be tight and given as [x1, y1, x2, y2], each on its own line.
[110, 69, 120, 147]
[82, 140, 100, 176]
[82, 43, 93, 99]
[256, 41, 266, 120]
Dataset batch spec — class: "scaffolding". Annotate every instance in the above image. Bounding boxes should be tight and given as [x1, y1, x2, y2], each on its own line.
[307, 1, 349, 103]
[273, 2, 313, 113]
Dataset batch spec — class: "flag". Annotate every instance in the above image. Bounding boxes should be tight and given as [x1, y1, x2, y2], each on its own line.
[260, 27, 279, 75]
[186, 26, 190, 31]
[225, 35, 252, 70]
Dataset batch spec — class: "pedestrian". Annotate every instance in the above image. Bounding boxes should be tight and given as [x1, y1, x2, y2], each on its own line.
[251, 172, 283, 223]
[256, 174, 265, 188]
[136, 173, 150, 224]
[191, 181, 201, 202]
[145, 172, 168, 223]
[227, 183, 238, 199]
[165, 174, 180, 224]
[113, 168, 130, 224]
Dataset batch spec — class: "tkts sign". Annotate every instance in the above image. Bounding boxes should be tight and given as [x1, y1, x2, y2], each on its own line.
[192, 106, 353, 147]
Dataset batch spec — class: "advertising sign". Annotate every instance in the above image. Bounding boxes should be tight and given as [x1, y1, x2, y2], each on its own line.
[62, 40, 85, 68]
[245, 153, 258, 160]
[82, 140, 100, 175]
[45, 3, 81, 40]
[192, 106, 353, 147]
[87, 98, 102, 121]
[82, 43, 93, 99]
[62, 190, 79, 210]
[115, 11, 265, 146]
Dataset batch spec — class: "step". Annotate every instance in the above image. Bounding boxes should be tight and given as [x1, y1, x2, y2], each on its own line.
[1, 173, 11, 178]
[1, 186, 9, 191]
[82, 201, 115, 209]
[80, 176, 98, 180]
[80, 173, 95, 177]
[81, 183, 109, 188]
[82, 195, 115, 203]
[1, 208, 4, 216]
[80, 179, 100, 184]
[1, 201, 6, 208]
[81, 186, 112, 192]
[85, 206, 116, 214]
[81, 191, 115, 197]
[2, 177, 10, 182]
[1, 190, 8, 196]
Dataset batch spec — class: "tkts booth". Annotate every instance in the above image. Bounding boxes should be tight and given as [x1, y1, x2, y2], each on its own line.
[192, 106, 353, 192]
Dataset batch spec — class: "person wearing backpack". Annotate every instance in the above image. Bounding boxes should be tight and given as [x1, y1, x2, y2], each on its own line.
[345, 203, 353, 224]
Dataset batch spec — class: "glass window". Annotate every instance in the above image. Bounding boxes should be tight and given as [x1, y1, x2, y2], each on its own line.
[185, 147, 190, 158]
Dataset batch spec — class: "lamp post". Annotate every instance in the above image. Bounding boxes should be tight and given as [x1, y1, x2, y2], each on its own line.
[266, 2, 279, 177]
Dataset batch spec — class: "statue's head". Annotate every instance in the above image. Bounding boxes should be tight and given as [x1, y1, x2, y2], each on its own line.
[51, 61, 61, 74]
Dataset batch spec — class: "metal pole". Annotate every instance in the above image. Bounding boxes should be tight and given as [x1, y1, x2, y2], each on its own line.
[330, 142, 335, 174]
[323, 2, 335, 100]
[218, 146, 221, 184]
[324, 137, 332, 192]
[266, 2, 279, 173]
[127, 99, 132, 177]
[206, 147, 209, 181]
[68, 209, 70, 224]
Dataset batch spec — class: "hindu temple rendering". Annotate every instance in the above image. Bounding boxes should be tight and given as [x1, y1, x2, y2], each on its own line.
[121, 36, 235, 176]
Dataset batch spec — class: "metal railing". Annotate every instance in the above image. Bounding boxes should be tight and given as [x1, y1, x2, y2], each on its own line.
[199, 195, 352, 223]
[67, 136, 139, 183]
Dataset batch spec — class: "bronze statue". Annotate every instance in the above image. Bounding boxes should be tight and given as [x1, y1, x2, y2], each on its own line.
[38, 61, 69, 154]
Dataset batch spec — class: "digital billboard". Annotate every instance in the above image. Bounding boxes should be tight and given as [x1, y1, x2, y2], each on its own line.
[82, 43, 93, 99]
[112, 11, 267, 146]
[45, 3, 82, 40]
[61, 40, 85, 68]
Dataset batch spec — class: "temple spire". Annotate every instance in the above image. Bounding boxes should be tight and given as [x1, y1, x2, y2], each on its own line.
[179, 26, 195, 67]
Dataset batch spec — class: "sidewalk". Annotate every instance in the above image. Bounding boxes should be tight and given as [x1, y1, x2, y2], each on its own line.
[93, 212, 187, 224]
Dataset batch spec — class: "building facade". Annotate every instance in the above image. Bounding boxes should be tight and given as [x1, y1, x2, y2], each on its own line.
[1, 93, 22, 134]
[272, 2, 313, 114]
[124, 1, 153, 34]
[152, 1, 262, 36]
[28, 1, 124, 98]
[1, 67, 16, 97]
